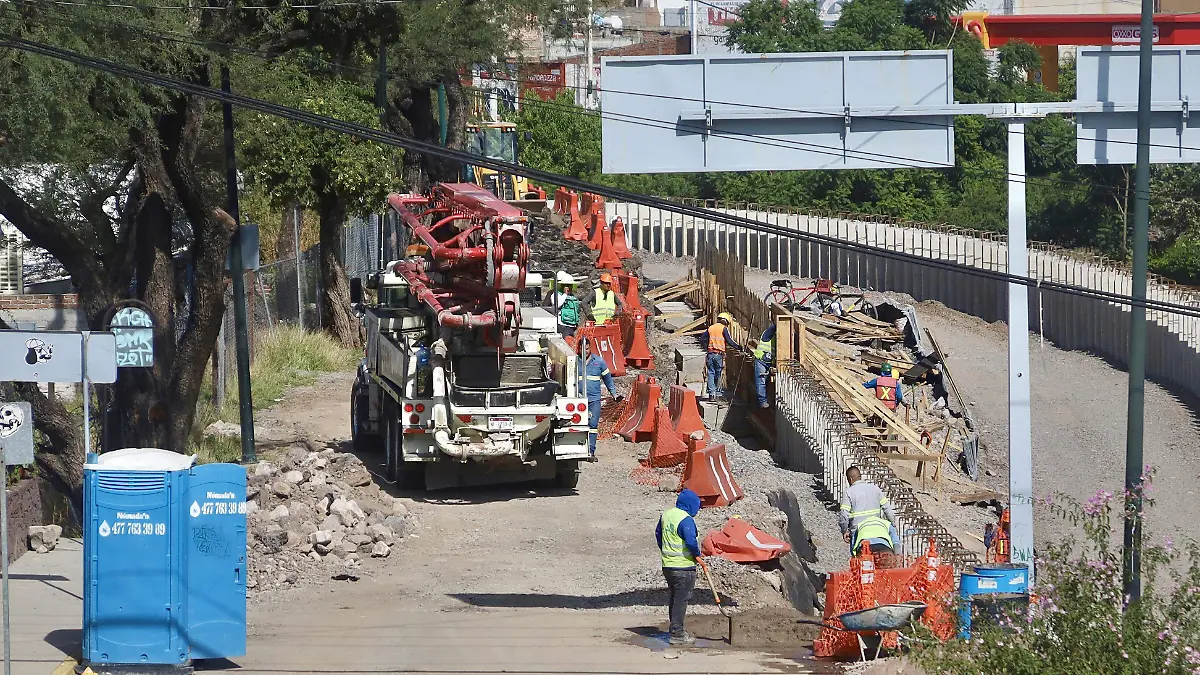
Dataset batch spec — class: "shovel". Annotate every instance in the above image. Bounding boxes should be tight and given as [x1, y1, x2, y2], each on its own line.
[698, 558, 734, 644]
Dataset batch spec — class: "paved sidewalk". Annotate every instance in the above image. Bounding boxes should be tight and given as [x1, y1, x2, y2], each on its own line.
[1, 539, 82, 675]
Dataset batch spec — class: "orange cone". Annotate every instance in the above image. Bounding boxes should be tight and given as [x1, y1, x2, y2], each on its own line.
[595, 222, 624, 270]
[618, 376, 661, 443]
[611, 217, 632, 259]
[647, 407, 688, 467]
[678, 443, 743, 507]
[668, 385, 709, 445]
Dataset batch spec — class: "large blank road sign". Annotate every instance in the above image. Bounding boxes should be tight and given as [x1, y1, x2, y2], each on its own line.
[0, 331, 117, 383]
[1076, 46, 1199, 165]
[600, 51, 955, 174]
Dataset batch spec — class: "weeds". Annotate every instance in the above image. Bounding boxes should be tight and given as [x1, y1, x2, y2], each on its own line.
[913, 468, 1200, 674]
[189, 325, 358, 464]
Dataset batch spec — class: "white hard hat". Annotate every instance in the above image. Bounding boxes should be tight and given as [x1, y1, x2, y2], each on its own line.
[556, 271, 575, 285]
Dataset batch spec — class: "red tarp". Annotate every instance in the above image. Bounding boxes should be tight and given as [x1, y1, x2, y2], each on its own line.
[701, 517, 791, 563]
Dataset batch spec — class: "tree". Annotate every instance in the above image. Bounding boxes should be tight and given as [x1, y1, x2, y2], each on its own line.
[0, 2, 237, 507]
[239, 62, 395, 347]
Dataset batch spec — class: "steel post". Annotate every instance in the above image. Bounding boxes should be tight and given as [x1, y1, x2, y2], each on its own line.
[1, 453, 9, 675]
[1007, 122, 1035, 581]
[1123, 0, 1154, 603]
[221, 65, 257, 464]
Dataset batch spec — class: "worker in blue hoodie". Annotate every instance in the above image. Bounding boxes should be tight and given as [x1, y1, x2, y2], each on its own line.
[655, 488, 702, 645]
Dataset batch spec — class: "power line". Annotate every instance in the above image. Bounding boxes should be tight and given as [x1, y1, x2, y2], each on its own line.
[1, 34, 1198, 320]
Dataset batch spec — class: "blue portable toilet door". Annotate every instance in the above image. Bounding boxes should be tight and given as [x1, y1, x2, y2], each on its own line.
[84, 466, 187, 665]
[184, 463, 248, 660]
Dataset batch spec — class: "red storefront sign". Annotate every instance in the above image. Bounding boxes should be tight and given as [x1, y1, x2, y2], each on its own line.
[521, 62, 566, 100]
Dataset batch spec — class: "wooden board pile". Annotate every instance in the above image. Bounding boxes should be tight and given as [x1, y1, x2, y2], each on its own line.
[797, 309, 973, 493]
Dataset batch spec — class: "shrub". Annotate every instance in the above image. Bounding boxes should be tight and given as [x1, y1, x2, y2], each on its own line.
[914, 468, 1200, 674]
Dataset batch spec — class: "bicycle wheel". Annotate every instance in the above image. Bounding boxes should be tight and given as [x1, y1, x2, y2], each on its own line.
[857, 298, 879, 321]
[765, 289, 793, 309]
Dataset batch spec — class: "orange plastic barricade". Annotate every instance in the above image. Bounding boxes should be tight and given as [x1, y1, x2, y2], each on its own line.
[580, 321, 626, 377]
[596, 222, 624, 270]
[617, 376, 661, 443]
[586, 211, 606, 251]
[622, 311, 655, 370]
[700, 517, 791, 563]
[608, 374, 647, 440]
[565, 196, 589, 241]
[611, 216, 632, 259]
[668, 385, 709, 445]
[530, 185, 547, 199]
[679, 443, 743, 508]
[552, 188, 565, 215]
[619, 273, 644, 313]
[647, 407, 688, 467]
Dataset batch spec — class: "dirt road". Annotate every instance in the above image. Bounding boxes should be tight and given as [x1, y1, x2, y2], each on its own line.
[246, 372, 829, 673]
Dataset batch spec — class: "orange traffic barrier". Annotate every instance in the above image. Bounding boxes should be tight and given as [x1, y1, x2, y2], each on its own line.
[616, 272, 644, 312]
[609, 374, 647, 440]
[622, 311, 655, 370]
[668, 385, 709, 445]
[586, 211, 606, 251]
[816, 545, 914, 658]
[610, 217, 632, 259]
[596, 222, 624, 270]
[647, 407, 689, 467]
[578, 321, 626, 377]
[679, 442, 743, 508]
[530, 185, 547, 199]
[565, 195, 588, 241]
[906, 540, 957, 641]
[701, 517, 791, 563]
[617, 375, 661, 442]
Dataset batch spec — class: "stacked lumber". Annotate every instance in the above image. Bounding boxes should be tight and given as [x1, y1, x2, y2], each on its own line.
[799, 310, 905, 347]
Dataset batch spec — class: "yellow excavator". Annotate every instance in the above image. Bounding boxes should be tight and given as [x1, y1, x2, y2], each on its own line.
[462, 121, 547, 209]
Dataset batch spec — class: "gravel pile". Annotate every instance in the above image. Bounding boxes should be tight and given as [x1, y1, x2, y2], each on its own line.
[245, 446, 420, 595]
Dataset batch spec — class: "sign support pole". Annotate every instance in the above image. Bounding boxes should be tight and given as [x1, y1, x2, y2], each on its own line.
[2, 446, 10, 675]
[81, 331, 92, 455]
[1007, 122, 1035, 581]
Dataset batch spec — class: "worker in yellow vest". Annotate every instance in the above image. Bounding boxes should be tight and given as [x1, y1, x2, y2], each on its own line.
[748, 324, 775, 409]
[583, 272, 626, 325]
[702, 312, 741, 401]
[655, 488, 702, 645]
[838, 465, 898, 556]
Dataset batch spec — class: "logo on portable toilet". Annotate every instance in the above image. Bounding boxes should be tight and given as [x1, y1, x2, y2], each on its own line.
[190, 501, 201, 518]
[1011, 574, 1026, 586]
[98, 521, 110, 537]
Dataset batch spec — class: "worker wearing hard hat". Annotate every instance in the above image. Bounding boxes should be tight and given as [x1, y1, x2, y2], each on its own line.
[581, 337, 622, 457]
[747, 323, 775, 409]
[863, 362, 905, 410]
[544, 271, 582, 337]
[582, 272, 626, 325]
[839, 465, 898, 556]
[702, 312, 741, 401]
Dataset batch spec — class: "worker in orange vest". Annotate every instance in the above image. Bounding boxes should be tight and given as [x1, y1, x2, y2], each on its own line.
[863, 362, 905, 411]
[702, 312, 741, 401]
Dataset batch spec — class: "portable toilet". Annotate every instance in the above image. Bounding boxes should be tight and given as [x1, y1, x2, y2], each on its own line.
[83, 448, 195, 667]
[184, 462, 248, 659]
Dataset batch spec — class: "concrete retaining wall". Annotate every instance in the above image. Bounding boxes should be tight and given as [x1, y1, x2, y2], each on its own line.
[5, 478, 43, 565]
[606, 201, 1200, 402]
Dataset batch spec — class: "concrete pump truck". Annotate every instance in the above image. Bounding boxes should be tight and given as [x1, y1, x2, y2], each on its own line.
[349, 182, 592, 490]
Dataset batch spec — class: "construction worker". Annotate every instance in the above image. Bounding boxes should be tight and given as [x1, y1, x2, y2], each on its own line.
[655, 488, 702, 645]
[863, 362, 904, 410]
[582, 272, 626, 325]
[748, 323, 775, 409]
[582, 338, 621, 457]
[544, 271, 582, 337]
[702, 312, 741, 401]
[838, 465, 898, 556]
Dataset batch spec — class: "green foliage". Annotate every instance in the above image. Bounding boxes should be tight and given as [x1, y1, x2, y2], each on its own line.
[914, 472, 1200, 675]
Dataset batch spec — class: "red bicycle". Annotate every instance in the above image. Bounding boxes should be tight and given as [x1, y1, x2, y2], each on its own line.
[764, 278, 878, 319]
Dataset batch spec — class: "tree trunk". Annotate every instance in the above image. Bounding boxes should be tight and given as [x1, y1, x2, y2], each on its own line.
[317, 193, 361, 348]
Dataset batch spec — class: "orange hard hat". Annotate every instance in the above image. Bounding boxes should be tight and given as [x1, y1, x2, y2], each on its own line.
[599, 272, 613, 283]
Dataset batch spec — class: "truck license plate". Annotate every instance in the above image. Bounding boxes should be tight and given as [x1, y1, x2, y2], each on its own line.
[488, 416, 514, 431]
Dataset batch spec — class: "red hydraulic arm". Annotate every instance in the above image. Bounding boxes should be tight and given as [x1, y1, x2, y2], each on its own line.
[386, 183, 531, 348]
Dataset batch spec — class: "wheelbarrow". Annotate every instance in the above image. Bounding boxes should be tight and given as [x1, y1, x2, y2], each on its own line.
[797, 601, 928, 662]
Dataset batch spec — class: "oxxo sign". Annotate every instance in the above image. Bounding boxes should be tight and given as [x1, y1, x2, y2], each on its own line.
[1112, 24, 1160, 44]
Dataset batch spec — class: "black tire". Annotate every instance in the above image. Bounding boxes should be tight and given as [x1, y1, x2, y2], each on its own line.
[554, 460, 581, 489]
[764, 289, 793, 309]
[858, 299, 879, 321]
[384, 398, 400, 483]
[350, 382, 381, 453]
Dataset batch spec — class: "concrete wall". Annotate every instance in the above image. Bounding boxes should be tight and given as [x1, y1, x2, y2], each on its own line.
[606, 201, 1200, 404]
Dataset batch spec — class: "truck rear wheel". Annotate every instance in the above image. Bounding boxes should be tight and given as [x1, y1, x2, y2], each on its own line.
[351, 382, 380, 453]
[554, 460, 581, 489]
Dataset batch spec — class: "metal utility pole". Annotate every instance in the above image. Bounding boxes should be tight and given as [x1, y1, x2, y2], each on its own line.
[221, 65, 256, 465]
[293, 204, 304, 330]
[1007, 122, 1035, 582]
[1123, 0, 1154, 604]
[585, 0, 595, 108]
[690, 0, 698, 54]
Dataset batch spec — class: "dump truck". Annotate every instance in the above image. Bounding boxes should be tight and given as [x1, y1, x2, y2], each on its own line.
[349, 182, 591, 490]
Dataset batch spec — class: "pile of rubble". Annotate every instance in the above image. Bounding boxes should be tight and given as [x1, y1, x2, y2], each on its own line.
[245, 446, 419, 593]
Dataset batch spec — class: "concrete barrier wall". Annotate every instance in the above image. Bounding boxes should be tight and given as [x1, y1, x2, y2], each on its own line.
[606, 202, 1200, 402]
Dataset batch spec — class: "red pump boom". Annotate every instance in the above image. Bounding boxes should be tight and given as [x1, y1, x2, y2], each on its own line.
[386, 183, 531, 348]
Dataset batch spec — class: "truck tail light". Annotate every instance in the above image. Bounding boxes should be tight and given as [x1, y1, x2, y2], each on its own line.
[571, 414, 581, 423]
[415, 403, 426, 413]
[566, 403, 575, 412]
[404, 403, 414, 413]
[409, 414, 419, 424]
[577, 402, 587, 412]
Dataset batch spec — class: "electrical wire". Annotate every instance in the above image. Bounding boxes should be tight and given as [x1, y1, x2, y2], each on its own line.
[1, 33, 1197, 320]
